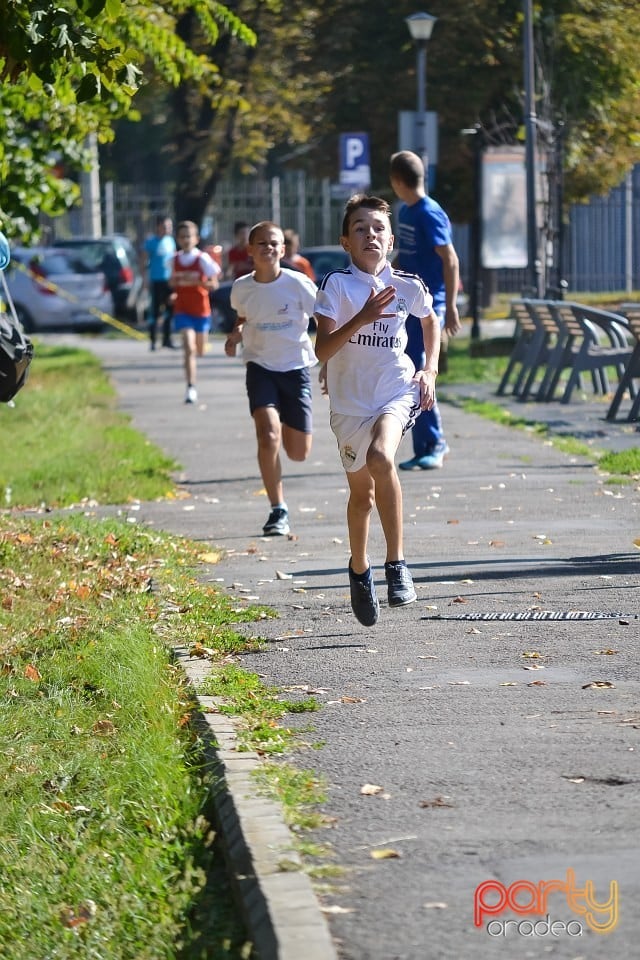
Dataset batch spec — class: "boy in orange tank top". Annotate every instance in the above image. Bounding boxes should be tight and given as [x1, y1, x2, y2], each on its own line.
[169, 221, 221, 404]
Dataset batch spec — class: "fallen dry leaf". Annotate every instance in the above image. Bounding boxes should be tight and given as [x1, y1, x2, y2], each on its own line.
[361, 783, 384, 796]
[582, 680, 615, 689]
[92, 719, 116, 735]
[24, 664, 41, 681]
[452, 596, 468, 604]
[197, 552, 219, 564]
[419, 795, 454, 808]
[593, 649, 618, 655]
[59, 900, 97, 928]
[371, 848, 400, 860]
[522, 651, 543, 659]
[527, 680, 547, 686]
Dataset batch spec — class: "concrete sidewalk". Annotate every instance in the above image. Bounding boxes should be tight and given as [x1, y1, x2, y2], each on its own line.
[55, 333, 638, 960]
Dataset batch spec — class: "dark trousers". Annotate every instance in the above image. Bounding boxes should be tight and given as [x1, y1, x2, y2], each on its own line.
[149, 280, 173, 346]
[405, 311, 445, 456]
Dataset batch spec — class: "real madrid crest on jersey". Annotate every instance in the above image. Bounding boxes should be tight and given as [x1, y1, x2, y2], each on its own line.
[396, 297, 408, 322]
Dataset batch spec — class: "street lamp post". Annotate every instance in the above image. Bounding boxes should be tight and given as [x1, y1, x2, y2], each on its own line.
[405, 12, 437, 172]
[523, 0, 541, 296]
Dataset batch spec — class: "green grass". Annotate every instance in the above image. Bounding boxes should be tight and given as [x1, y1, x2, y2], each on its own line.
[598, 447, 640, 478]
[0, 342, 177, 508]
[0, 514, 266, 959]
[441, 339, 639, 477]
[0, 340, 337, 958]
[439, 337, 507, 384]
[197, 664, 319, 755]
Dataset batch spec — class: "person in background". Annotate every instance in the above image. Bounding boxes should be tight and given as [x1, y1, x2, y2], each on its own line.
[389, 150, 461, 469]
[144, 215, 176, 350]
[283, 229, 316, 281]
[225, 221, 253, 280]
[225, 221, 317, 537]
[169, 221, 220, 404]
[314, 194, 440, 627]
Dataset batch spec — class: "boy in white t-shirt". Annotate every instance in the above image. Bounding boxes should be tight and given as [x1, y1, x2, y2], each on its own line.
[225, 221, 318, 537]
[314, 195, 440, 626]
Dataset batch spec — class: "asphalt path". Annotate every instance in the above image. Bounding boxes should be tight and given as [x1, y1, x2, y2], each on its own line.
[49, 332, 639, 960]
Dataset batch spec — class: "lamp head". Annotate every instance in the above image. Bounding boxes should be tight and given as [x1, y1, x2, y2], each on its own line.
[405, 12, 438, 42]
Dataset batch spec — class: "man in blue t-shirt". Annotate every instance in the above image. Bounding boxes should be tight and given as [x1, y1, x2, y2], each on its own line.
[144, 215, 177, 350]
[390, 151, 461, 468]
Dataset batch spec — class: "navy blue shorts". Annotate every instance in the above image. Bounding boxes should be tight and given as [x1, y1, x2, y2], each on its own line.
[246, 362, 313, 434]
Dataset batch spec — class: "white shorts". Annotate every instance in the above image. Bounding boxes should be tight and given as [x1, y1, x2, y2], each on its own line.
[330, 386, 421, 473]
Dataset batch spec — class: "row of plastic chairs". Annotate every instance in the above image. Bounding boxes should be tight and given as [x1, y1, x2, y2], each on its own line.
[606, 304, 640, 421]
[497, 299, 640, 419]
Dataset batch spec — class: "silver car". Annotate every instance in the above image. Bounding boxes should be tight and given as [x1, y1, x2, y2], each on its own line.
[2, 247, 114, 332]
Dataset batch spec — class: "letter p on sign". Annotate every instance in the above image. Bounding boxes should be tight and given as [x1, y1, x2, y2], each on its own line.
[339, 133, 371, 188]
[346, 137, 364, 167]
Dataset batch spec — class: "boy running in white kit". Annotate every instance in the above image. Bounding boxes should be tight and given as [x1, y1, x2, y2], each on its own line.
[225, 221, 317, 537]
[314, 195, 440, 626]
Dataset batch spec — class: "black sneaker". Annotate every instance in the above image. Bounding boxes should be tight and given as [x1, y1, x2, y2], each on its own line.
[385, 561, 417, 607]
[263, 507, 290, 536]
[348, 563, 380, 626]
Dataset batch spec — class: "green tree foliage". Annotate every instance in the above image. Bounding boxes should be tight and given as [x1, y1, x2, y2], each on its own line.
[2, 0, 639, 238]
[129, 0, 329, 225]
[302, 0, 640, 218]
[0, 0, 254, 238]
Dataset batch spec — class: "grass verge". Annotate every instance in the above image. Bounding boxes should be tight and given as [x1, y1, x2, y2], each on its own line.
[441, 339, 639, 478]
[0, 342, 177, 508]
[0, 512, 273, 959]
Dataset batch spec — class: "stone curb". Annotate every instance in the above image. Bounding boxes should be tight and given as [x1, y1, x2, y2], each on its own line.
[174, 647, 338, 960]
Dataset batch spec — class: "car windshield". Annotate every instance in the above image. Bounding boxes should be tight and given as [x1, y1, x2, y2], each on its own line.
[28, 252, 97, 275]
[59, 243, 112, 271]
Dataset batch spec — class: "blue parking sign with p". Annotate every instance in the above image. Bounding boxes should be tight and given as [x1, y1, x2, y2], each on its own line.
[339, 133, 370, 189]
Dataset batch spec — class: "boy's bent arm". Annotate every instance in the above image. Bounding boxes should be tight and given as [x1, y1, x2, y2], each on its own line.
[314, 286, 397, 363]
[436, 243, 462, 336]
[413, 310, 440, 410]
[225, 314, 245, 357]
[314, 314, 338, 363]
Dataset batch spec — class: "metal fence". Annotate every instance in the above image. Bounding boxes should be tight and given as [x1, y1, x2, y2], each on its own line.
[49, 164, 640, 295]
[452, 164, 640, 295]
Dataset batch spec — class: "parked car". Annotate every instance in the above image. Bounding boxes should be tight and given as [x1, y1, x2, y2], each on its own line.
[55, 234, 147, 325]
[210, 245, 350, 333]
[299, 245, 350, 284]
[3, 247, 114, 333]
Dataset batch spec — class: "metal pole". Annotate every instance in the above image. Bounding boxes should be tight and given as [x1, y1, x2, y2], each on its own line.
[523, 0, 540, 296]
[471, 126, 483, 339]
[416, 40, 428, 168]
[624, 170, 633, 293]
[271, 175, 281, 227]
[80, 133, 102, 237]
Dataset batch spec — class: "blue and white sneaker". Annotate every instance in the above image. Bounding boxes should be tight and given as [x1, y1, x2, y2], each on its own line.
[263, 507, 290, 536]
[399, 441, 450, 470]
